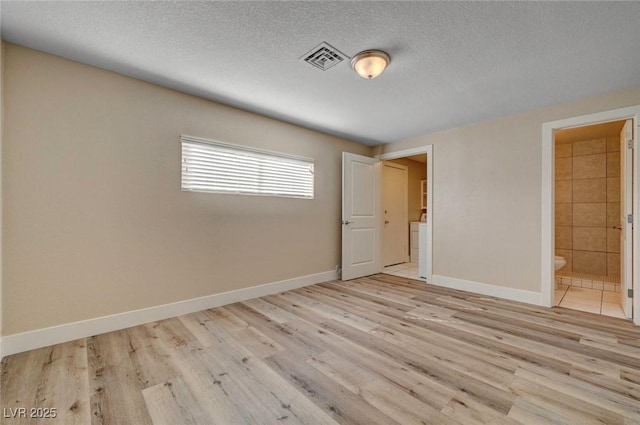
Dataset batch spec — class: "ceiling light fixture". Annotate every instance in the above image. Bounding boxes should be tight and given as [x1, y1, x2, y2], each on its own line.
[351, 50, 390, 79]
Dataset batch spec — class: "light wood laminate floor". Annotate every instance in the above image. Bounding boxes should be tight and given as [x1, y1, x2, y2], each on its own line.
[2, 274, 640, 425]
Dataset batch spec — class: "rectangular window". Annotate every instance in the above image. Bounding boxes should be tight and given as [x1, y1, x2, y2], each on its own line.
[181, 135, 314, 199]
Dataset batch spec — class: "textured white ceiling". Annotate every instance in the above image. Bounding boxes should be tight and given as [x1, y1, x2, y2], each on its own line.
[2, 1, 640, 146]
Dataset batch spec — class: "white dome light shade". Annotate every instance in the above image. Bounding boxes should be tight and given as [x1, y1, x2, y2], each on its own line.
[351, 50, 390, 79]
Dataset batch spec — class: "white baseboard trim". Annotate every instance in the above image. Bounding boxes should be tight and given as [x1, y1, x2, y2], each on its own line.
[431, 274, 543, 306]
[0, 270, 338, 359]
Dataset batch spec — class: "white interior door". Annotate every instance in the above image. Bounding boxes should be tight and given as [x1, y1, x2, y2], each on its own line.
[620, 119, 633, 318]
[342, 152, 381, 280]
[382, 162, 408, 266]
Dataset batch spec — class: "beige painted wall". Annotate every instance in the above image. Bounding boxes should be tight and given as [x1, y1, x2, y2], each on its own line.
[380, 86, 640, 292]
[2, 43, 371, 335]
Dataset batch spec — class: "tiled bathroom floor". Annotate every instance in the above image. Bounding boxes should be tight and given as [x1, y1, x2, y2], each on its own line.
[555, 285, 627, 319]
[383, 262, 421, 280]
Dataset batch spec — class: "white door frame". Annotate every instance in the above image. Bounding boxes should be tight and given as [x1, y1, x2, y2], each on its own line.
[541, 105, 640, 325]
[377, 145, 433, 283]
[619, 120, 634, 317]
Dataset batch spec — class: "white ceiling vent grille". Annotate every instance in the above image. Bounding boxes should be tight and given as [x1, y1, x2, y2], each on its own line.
[301, 42, 347, 71]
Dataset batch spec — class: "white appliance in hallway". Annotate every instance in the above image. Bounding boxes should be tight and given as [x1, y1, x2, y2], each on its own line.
[410, 222, 421, 263]
[409, 221, 428, 280]
[419, 222, 428, 279]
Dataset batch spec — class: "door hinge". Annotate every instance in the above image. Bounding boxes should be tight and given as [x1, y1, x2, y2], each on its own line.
[628, 214, 633, 224]
[628, 139, 633, 149]
[628, 289, 633, 298]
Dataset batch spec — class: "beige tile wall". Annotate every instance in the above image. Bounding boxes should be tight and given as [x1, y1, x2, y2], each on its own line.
[555, 136, 621, 277]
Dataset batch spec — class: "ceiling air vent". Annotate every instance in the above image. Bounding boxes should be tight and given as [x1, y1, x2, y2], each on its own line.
[301, 42, 348, 71]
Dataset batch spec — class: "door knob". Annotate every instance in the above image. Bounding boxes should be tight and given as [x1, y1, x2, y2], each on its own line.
[342, 220, 353, 225]
[612, 226, 622, 230]
[384, 220, 390, 224]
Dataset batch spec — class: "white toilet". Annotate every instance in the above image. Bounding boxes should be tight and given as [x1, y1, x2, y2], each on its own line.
[554, 256, 566, 271]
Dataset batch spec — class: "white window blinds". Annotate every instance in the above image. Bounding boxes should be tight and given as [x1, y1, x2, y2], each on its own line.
[181, 135, 314, 199]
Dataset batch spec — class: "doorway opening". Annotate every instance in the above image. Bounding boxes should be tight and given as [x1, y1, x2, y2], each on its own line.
[542, 105, 639, 325]
[381, 156, 425, 280]
[553, 120, 628, 318]
[340, 146, 433, 283]
[379, 146, 433, 283]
